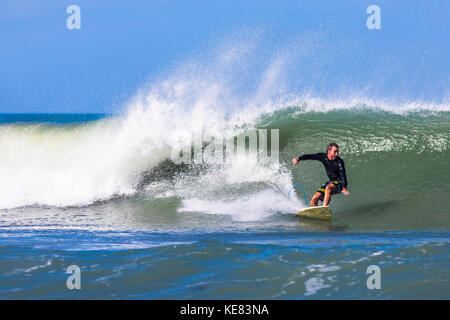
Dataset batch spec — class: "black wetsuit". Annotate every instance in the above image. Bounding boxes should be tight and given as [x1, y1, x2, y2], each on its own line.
[297, 153, 348, 194]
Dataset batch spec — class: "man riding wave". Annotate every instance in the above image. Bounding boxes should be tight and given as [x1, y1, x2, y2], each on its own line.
[292, 142, 349, 207]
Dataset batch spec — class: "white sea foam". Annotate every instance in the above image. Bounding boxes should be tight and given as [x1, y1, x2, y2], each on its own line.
[178, 189, 303, 222]
[304, 277, 331, 296]
[307, 264, 342, 272]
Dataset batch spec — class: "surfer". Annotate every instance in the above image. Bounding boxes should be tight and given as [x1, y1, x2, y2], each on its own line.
[292, 142, 349, 207]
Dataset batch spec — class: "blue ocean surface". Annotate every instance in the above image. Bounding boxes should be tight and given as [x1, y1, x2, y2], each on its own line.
[1, 229, 449, 299]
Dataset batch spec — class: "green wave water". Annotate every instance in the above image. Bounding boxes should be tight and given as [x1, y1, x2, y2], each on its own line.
[265, 108, 450, 230]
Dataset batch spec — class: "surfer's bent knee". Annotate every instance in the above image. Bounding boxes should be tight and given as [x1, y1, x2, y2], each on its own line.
[313, 192, 323, 200]
[325, 183, 336, 191]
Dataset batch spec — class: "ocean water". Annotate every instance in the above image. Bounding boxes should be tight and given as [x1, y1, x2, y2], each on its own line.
[0, 105, 449, 299]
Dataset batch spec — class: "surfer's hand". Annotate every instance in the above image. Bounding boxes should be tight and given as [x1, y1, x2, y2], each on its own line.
[292, 157, 299, 166]
[341, 188, 349, 196]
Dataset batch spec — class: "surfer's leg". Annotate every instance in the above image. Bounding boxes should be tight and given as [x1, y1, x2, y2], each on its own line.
[312, 182, 328, 206]
[323, 183, 337, 206]
[310, 192, 324, 207]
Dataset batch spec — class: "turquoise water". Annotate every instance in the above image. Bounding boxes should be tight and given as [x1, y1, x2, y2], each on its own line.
[0, 111, 449, 299]
[0, 113, 108, 124]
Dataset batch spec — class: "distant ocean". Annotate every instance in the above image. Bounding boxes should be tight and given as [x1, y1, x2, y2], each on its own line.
[0, 104, 449, 299]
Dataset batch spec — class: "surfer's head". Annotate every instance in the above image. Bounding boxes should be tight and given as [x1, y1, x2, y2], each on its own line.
[327, 142, 339, 160]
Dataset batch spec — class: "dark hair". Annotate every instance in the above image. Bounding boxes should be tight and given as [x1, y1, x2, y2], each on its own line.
[327, 142, 339, 152]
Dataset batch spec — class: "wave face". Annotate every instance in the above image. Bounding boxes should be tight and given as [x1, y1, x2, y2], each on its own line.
[1, 103, 449, 228]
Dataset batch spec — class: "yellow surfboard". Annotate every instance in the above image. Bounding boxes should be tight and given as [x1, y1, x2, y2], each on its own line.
[297, 206, 331, 221]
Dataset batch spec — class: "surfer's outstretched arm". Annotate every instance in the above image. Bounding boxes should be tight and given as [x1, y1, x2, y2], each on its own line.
[292, 153, 324, 165]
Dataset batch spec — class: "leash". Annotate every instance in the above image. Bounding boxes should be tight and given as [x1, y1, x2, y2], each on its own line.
[288, 183, 308, 206]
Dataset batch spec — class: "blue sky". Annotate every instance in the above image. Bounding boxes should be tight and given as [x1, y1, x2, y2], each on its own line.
[0, 0, 448, 113]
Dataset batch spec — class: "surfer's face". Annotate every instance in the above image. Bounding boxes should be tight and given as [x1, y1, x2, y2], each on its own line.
[327, 146, 339, 160]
